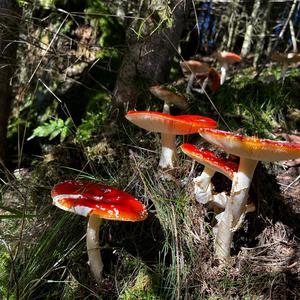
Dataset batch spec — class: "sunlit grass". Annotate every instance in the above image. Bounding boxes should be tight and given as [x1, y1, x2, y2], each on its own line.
[212, 66, 300, 136]
[1, 60, 300, 299]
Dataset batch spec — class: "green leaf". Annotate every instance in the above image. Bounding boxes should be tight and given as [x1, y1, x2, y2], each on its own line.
[27, 118, 72, 142]
[60, 126, 69, 143]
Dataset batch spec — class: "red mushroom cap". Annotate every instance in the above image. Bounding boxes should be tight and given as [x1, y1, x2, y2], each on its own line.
[180, 143, 238, 179]
[198, 128, 300, 162]
[180, 60, 209, 75]
[213, 51, 241, 64]
[51, 180, 148, 221]
[207, 68, 221, 92]
[126, 111, 218, 135]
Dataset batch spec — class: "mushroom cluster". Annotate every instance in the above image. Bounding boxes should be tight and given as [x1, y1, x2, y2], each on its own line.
[180, 48, 300, 96]
[189, 128, 300, 260]
[126, 104, 300, 263]
[180, 51, 241, 94]
[50, 43, 300, 286]
[180, 143, 238, 207]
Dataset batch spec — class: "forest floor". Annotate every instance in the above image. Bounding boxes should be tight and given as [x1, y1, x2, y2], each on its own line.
[1, 66, 300, 299]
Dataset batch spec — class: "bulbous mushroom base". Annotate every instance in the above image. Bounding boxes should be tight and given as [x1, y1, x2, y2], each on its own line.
[194, 168, 215, 204]
[158, 133, 177, 169]
[214, 159, 258, 260]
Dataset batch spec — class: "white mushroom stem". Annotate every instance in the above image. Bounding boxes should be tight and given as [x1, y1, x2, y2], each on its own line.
[87, 215, 103, 283]
[186, 73, 195, 94]
[211, 193, 255, 212]
[159, 133, 177, 169]
[162, 102, 170, 114]
[220, 63, 228, 85]
[215, 158, 258, 260]
[193, 77, 208, 94]
[211, 192, 228, 209]
[202, 77, 209, 91]
[194, 167, 215, 204]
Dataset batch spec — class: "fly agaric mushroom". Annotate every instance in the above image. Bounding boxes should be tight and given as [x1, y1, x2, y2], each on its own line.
[212, 51, 241, 85]
[271, 51, 300, 81]
[149, 85, 188, 114]
[180, 60, 210, 93]
[198, 128, 300, 260]
[51, 180, 148, 283]
[207, 68, 221, 92]
[126, 111, 218, 169]
[180, 143, 238, 206]
[194, 67, 221, 93]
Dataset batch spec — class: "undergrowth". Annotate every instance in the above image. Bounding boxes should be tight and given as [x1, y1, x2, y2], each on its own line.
[1, 67, 300, 299]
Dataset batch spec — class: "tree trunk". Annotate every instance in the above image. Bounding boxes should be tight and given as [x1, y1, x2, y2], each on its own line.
[231, 5, 245, 52]
[240, 0, 261, 58]
[278, 0, 297, 41]
[112, 0, 191, 116]
[289, 19, 297, 52]
[226, 1, 240, 50]
[0, 0, 21, 163]
[253, 2, 272, 68]
[255, 0, 297, 78]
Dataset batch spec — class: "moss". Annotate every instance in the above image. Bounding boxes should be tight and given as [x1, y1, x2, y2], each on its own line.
[0, 251, 13, 299]
[120, 268, 160, 300]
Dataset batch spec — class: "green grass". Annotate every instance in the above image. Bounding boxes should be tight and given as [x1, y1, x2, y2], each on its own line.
[211, 66, 300, 136]
[1, 67, 300, 299]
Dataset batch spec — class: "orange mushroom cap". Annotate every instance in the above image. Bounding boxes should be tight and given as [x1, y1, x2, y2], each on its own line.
[180, 143, 238, 179]
[198, 128, 300, 161]
[51, 180, 148, 221]
[149, 86, 188, 110]
[126, 111, 218, 135]
[213, 51, 241, 64]
[180, 60, 210, 74]
[208, 68, 221, 92]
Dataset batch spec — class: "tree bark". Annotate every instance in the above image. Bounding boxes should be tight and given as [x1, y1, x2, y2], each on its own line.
[278, 0, 297, 41]
[240, 0, 261, 58]
[112, 0, 192, 116]
[255, 0, 297, 78]
[253, 2, 272, 68]
[289, 19, 297, 52]
[226, 1, 240, 50]
[230, 5, 245, 52]
[0, 0, 21, 163]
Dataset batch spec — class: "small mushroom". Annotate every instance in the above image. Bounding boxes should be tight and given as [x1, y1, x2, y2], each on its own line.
[51, 180, 148, 283]
[271, 51, 300, 81]
[212, 51, 241, 85]
[207, 68, 221, 92]
[126, 111, 217, 169]
[180, 143, 237, 206]
[180, 60, 210, 93]
[149, 85, 188, 114]
[198, 128, 300, 260]
[194, 68, 221, 93]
